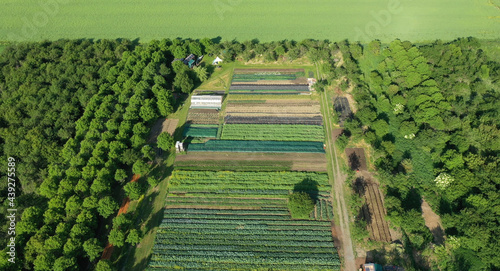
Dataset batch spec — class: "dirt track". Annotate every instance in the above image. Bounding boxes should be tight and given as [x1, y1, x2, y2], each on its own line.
[321, 89, 356, 271]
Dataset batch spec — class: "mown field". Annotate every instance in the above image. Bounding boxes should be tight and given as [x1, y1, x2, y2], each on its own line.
[1, 0, 498, 42]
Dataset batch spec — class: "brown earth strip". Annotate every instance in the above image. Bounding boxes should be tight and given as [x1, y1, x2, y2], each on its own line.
[174, 152, 327, 172]
[421, 199, 445, 244]
[345, 148, 367, 171]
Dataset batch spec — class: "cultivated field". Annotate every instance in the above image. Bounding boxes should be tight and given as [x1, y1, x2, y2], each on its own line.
[221, 124, 324, 142]
[148, 171, 340, 270]
[1, 0, 498, 42]
[354, 178, 392, 242]
[186, 109, 219, 125]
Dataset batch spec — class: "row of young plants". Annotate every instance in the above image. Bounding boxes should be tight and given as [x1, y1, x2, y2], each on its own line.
[186, 111, 219, 125]
[220, 124, 324, 141]
[152, 244, 334, 254]
[232, 73, 297, 81]
[182, 124, 218, 138]
[187, 139, 326, 153]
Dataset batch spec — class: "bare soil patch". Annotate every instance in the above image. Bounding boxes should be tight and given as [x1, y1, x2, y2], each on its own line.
[175, 152, 327, 172]
[332, 128, 344, 140]
[345, 148, 367, 171]
[148, 118, 178, 143]
[421, 199, 445, 244]
[354, 176, 392, 242]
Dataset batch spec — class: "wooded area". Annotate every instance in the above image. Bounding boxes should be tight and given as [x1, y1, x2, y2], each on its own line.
[338, 38, 500, 270]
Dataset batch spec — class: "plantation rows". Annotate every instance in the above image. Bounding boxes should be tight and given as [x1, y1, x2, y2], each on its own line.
[160, 218, 332, 227]
[312, 198, 334, 221]
[182, 124, 218, 138]
[168, 170, 330, 195]
[230, 84, 309, 91]
[169, 171, 329, 186]
[224, 115, 323, 125]
[149, 207, 339, 270]
[220, 124, 324, 142]
[186, 111, 219, 125]
[228, 90, 309, 95]
[153, 244, 334, 254]
[187, 140, 325, 153]
[225, 104, 320, 114]
[232, 74, 297, 82]
[165, 196, 287, 206]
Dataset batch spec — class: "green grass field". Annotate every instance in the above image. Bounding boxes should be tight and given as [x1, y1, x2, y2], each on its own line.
[1, 0, 498, 42]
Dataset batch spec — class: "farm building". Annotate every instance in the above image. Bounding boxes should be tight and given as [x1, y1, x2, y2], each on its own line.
[172, 54, 198, 68]
[183, 54, 196, 68]
[190, 95, 223, 109]
[333, 96, 352, 126]
[363, 263, 383, 271]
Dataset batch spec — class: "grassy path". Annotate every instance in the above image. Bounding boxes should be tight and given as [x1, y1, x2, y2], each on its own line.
[320, 86, 355, 271]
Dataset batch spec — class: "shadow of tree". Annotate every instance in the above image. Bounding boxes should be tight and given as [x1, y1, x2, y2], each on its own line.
[431, 226, 445, 245]
[293, 178, 319, 203]
[402, 188, 422, 212]
[349, 152, 361, 171]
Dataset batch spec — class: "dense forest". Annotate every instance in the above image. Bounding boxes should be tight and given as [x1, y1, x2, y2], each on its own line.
[0, 37, 499, 270]
[338, 38, 500, 270]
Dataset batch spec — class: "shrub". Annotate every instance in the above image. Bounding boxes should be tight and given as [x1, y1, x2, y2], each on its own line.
[288, 192, 315, 219]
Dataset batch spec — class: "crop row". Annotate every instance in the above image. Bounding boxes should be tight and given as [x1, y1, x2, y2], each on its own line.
[163, 207, 289, 215]
[149, 254, 340, 267]
[187, 140, 325, 153]
[148, 262, 337, 271]
[160, 218, 331, 227]
[220, 124, 324, 142]
[169, 171, 329, 185]
[155, 231, 333, 243]
[165, 196, 287, 206]
[229, 84, 309, 91]
[182, 124, 218, 138]
[153, 235, 335, 247]
[186, 112, 219, 125]
[151, 250, 335, 260]
[170, 185, 330, 194]
[160, 223, 331, 233]
[152, 244, 334, 254]
[232, 74, 297, 80]
[225, 105, 320, 114]
[224, 115, 323, 125]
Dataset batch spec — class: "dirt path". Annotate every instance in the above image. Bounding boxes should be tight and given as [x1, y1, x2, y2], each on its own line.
[421, 199, 445, 244]
[321, 89, 356, 271]
[101, 174, 141, 260]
